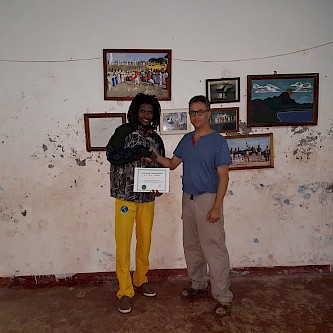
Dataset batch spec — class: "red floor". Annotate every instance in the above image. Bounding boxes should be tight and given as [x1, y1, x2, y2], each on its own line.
[1, 270, 332, 333]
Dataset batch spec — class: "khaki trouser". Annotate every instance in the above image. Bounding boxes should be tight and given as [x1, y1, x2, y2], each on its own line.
[115, 199, 155, 298]
[182, 192, 233, 303]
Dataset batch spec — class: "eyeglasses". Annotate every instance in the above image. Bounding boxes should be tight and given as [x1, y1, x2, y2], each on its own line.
[189, 110, 209, 117]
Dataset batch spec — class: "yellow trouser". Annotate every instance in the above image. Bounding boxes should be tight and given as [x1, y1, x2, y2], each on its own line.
[115, 199, 155, 299]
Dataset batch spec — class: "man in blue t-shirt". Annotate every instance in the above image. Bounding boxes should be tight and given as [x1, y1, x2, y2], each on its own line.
[149, 95, 233, 317]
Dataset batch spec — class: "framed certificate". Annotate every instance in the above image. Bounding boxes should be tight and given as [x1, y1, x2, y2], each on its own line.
[133, 168, 170, 193]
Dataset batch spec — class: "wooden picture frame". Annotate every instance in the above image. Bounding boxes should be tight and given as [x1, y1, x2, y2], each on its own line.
[210, 107, 239, 133]
[160, 108, 191, 135]
[225, 133, 274, 170]
[84, 113, 126, 151]
[103, 49, 172, 101]
[247, 73, 319, 127]
[206, 77, 240, 104]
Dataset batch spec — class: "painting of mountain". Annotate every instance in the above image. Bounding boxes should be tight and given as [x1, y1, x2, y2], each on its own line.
[247, 73, 319, 127]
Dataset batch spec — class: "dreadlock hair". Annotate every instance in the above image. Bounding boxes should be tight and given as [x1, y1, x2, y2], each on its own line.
[127, 93, 161, 130]
[188, 95, 211, 110]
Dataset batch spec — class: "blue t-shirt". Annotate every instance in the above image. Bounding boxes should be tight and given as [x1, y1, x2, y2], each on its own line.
[174, 131, 231, 195]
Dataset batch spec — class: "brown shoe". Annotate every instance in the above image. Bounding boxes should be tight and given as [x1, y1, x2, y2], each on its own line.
[214, 303, 231, 317]
[118, 296, 132, 314]
[134, 282, 157, 297]
[181, 287, 208, 298]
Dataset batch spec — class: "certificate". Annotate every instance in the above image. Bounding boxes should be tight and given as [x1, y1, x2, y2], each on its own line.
[133, 168, 170, 193]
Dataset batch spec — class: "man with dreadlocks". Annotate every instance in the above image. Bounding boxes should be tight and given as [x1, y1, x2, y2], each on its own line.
[106, 93, 165, 314]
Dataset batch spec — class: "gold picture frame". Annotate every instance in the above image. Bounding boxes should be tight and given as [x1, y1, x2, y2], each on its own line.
[225, 133, 274, 170]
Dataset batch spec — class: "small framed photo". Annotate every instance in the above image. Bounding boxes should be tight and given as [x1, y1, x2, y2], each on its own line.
[103, 49, 172, 101]
[206, 77, 240, 104]
[225, 133, 274, 170]
[84, 113, 126, 151]
[247, 73, 319, 127]
[210, 107, 239, 133]
[160, 108, 191, 135]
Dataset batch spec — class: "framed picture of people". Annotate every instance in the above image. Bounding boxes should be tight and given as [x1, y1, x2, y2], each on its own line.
[225, 133, 274, 170]
[210, 107, 239, 133]
[103, 49, 172, 101]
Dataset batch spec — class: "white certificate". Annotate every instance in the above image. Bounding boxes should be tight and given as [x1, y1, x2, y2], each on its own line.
[133, 168, 170, 193]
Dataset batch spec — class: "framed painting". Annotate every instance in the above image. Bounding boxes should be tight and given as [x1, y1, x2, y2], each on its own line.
[225, 133, 274, 170]
[103, 49, 172, 101]
[84, 113, 126, 151]
[247, 73, 319, 127]
[210, 107, 239, 133]
[206, 77, 240, 104]
[160, 108, 191, 135]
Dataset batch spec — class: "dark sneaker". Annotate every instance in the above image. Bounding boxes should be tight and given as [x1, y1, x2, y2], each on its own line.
[134, 282, 157, 297]
[118, 296, 132, 314]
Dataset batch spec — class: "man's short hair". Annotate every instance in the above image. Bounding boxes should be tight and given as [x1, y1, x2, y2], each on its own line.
[188, 95, 210, 110]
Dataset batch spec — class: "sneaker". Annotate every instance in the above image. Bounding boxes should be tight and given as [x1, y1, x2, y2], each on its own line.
[134, 282, 157, 297]
[118, 296, 132, 314]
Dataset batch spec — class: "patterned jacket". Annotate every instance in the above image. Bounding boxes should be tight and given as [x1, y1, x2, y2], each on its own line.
[106, 123, 165, 203]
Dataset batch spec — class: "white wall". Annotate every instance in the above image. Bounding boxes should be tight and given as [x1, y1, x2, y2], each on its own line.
[1, 0, 332, 278]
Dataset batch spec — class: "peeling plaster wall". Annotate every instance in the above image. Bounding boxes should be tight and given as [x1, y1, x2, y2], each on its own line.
[0, 0, 332, 277]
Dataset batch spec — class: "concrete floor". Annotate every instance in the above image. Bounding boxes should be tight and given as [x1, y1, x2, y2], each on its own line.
[0, 273, 332, 333]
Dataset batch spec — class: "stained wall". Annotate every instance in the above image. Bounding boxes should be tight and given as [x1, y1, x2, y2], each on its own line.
[0, 0, 332, 278]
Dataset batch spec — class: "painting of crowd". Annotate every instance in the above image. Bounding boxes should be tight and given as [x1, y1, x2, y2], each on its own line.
[230, 144, 270, 164]
[107, 67, 168, 89]
[225, 134, 273, 169]
[104, 50, 171, 100]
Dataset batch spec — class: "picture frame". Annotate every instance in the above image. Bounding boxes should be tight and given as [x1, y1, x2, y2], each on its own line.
[225, 133, 274, 170]
[103, 49, 172, 101]
[160, 108, 191, 135]
[84, 113, 126, 151]
[247, 73, 319, 127]
[206, 77, 240, 104]
[210, 107, 239, 133]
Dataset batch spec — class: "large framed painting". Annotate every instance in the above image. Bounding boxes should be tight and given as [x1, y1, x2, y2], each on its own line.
[206, 77, 240, 104]
[247, 73, 319, 127]
[103, 49, 172, 101]
[84, 113, 126, 151]
[210, 107, 239, 133]
[225, 133, 274, 170]
[160, 108, 191, 135]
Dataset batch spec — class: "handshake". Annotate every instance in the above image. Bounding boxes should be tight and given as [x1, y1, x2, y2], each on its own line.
[135, 145, 159, 163]
[148, 148, 158, 162]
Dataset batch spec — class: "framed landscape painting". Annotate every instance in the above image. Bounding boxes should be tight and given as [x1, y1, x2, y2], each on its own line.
[206, 77, 240, 104]
[160, 108, 191, 135]
[210, 107, 239, 133]
[84, 113, 126, 151]
[247, 73, 319, 127]
[103, 49, 171, 101]
[225, 133, 274, 170]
